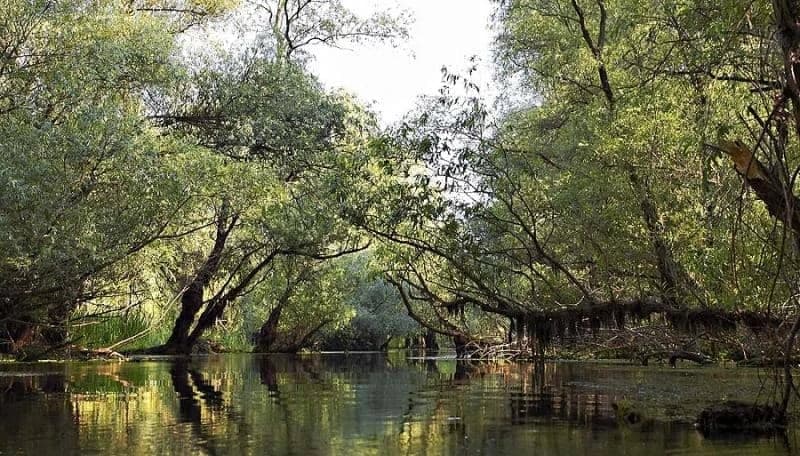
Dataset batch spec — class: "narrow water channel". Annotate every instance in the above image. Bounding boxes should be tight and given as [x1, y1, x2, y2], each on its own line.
[0, 354, 794, 455]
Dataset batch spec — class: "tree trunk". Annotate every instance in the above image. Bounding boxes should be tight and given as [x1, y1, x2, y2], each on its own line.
[628, 170, 700, 303]
[41, 300, 78, 348]
[184, 295, 229, 350]
[0, 317, 36, 355]
[453, 334, 469, 358]
[272, 319, 332, 354]
[775, 0, 800, 136]
[162, 201, 237, 354]
[293, 319, 332, 351]
[251, 269, 308, 352]
[775, 0, 800, 418]
[424, 329, 439, 352]
[254, 304, 284, 352]
[1, 282, 84, 354]
[164, 282, 206, 353]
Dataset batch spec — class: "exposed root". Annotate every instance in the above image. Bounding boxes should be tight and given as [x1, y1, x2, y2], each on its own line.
[508, 298, 785, 351]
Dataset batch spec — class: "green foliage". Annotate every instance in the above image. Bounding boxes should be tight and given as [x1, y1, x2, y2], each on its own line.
[7, 0, 794, 358]
[350, 0, 800, 347]
[0, 0, 199, 347]
[0, 0, 407, 354]
[317, 253, 419, 350]
[240, 0, 410, 60]
[71, 311, 160, 351]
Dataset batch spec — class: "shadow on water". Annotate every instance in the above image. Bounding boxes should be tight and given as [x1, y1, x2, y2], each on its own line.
[258, 356, 280, 394]
[0, 367, 79, 455]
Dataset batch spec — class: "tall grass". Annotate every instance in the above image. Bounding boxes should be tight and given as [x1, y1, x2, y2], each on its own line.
[71, 309, 172, 351]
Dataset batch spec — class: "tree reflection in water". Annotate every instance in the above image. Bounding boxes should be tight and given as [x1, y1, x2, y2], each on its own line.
[0, 355, 794, 455]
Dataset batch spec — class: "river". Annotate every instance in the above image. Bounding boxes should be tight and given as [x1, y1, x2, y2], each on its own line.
[0, 353, 795, 455]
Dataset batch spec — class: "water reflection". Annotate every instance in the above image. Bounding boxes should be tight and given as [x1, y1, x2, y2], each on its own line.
[1, 372, 67, 397]
[0, 355, 795, 455]
[169, 360, 224, 455]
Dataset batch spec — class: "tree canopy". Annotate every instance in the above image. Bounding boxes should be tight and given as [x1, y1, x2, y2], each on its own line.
[5, 1, 800, 408]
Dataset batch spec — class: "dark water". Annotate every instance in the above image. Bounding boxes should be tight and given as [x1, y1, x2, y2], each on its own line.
[0, 353, 796, 455]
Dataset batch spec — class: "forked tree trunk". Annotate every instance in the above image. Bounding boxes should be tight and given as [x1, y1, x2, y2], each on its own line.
[164, 282, 206, 353]
[161, 201, 237, 354]
[252, 268, 309, 352]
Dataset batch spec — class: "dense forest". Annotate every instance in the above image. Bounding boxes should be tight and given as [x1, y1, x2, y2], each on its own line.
[6, 0, 800, 421]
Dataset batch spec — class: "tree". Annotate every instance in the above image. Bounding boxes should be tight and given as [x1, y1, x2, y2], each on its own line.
[0, 0, 228, 354]
[241, 0, 408, 60]
[141, 0, 404, 353]
[316, 252, 420, 351]
[354, 0, 795, 368]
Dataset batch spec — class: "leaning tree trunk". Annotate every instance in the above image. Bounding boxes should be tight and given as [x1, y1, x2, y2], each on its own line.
[182, 249, 282, 350]
[267, 319, 332, 354]
[254, 304, 285, 353]
[251, 266, 311, 352]
[283, 319, 332, 353]
[161, 201, 237, 354]
[628, 169, 701, 304]
[773, 0, 800, 418]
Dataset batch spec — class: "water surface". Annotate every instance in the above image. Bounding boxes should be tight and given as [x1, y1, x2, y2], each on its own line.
[0, 354, 795, 455]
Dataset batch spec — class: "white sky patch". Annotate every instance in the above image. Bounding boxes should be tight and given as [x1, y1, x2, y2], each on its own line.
[309, 0, 496, 126]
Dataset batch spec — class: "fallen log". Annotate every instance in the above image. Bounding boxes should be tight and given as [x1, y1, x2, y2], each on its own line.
[667, 350, 713, 367]
[509, 297, 784, 349]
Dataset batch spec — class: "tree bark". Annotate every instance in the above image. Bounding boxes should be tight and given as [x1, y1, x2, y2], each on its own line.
[270, 319, 332, 354]
[424, 328, 439, 352]
[162, 201, 237, 353]
[770, 0, 800, 419]
[628, 170, 701, 302]
[0, 317, 36, 355]
[453, 334, 470, 358]
[252, 265, 311, 352]
[254, 303, 285, 352]
[720, 141, 800, 236]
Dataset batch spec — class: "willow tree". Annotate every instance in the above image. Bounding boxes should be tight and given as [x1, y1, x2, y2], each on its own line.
[354, 0, 797, 367]
[140, 0, 405, 354]
[0, 0, 233, 354]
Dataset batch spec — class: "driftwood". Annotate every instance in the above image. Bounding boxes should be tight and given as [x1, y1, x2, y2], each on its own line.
[634, 350, 712, 367]
[460, 341, 532, 360]
[16, 343, 126, 362]
[73, 347, 127, 360]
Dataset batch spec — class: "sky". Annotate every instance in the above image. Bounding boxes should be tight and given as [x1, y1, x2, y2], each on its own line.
[309, 0, 497, 126]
